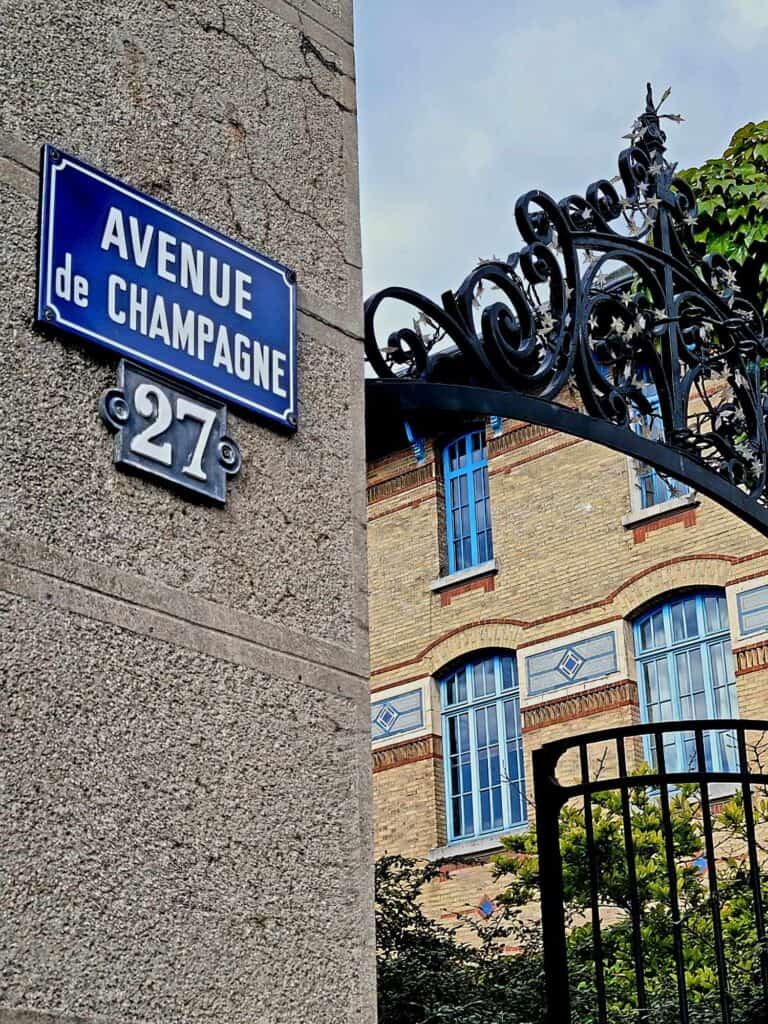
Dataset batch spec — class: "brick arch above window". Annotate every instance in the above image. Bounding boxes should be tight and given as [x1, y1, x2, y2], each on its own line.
[426, 622, 525, 678]
[612, 557, 732, 623]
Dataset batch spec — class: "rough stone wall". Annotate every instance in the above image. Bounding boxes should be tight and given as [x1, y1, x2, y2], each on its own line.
[368, 416, 768, 926]
[0, 3, 374, 1024]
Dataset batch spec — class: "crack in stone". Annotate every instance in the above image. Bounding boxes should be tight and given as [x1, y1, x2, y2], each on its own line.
[296, 305, 363, 343]
[177, 8, 354, 287]
[198, 8, 354, 115]
[224, 178, 246, 239]
[298, 32, 345, 78]
[243, 147, 344, 253]
[217, 130, 349, 276]
[287, 0, 352, 50]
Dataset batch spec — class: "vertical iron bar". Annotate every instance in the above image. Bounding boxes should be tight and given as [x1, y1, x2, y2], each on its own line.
[580, 743, 608, 1024]
[655, 731, 690, 1024]
[534, 745, 571, 1024]
[694, 728, 731, 1024]
[616, 736, 648, 1018]
[736, 727, 768, 1003]
[658, 206, 684, 437]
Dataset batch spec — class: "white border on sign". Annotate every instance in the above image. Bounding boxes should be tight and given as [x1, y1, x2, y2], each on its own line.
[39, 152, 297, 425]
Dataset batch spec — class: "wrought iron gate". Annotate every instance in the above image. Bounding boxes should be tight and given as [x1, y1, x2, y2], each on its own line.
[534, 719, 768, 1023]
[365, 86, 768, 537]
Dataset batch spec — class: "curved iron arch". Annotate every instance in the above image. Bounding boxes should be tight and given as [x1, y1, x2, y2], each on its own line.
[364, 85, 768, 535]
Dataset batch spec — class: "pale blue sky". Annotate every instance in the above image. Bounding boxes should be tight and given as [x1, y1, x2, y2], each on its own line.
[354, 0, 768, 308]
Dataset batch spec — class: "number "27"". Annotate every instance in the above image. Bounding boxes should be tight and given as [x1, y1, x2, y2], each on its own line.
[130, 384, 216, 482]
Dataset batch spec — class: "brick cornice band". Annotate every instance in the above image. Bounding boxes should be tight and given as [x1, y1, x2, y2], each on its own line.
[367, 463, 437, 504]
[735, 642, 768, 676]
[487, 423, 553, 458]
[372, 733, 442, 773]
[522, 679, 638, 733]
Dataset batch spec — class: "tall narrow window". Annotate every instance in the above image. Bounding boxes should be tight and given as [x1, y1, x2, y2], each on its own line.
[632, 370, 690, 509]
[633, 591, 739, 772]
[441, 652, 526, 843]
[443, 430, 493, 573]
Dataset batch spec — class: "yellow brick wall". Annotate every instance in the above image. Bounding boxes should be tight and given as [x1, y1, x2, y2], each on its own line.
[368, 416, 768, 927]
[372, 751, 444, 859]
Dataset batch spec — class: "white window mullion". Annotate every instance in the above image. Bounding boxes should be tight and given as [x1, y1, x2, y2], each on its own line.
[495, 657, 513, 830]
[468, 700, 483, 835]
[442, 711, 457, 841]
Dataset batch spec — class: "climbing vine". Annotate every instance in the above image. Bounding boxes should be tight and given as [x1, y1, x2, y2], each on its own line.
[681, 120, 768, 310]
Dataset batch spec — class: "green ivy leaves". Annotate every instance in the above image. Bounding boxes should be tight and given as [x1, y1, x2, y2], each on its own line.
[680, 120, 768, 307]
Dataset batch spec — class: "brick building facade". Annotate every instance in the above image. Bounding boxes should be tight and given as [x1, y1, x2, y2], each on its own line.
[367, 409, 768, 926]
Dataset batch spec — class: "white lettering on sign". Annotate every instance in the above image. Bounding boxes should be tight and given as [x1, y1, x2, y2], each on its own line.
[104, 279, 288, 400]
[148, 294, 171, 346]
[272, 350, 287, 398]
[172, 305, 196, 356]
[55, 252, 90, 308]
[176, 397, 217, 481]
[213, 324, 234, 374]
[100, 207, 129, 259]
[129, 218, 154, 269]
[180, 243, 204, 296]
[156, 230, 177, 283]
[108, 274, 127, 323]
[128, 384, 218, 483]
[234, 270, 252, 320]
[130, 383, 173, 465]
[99, 207, 254, 322]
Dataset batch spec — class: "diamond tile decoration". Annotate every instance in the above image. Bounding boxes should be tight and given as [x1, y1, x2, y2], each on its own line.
[557, 648, 585, 680]
[375, 704, 398, 731]
[527, 631, 617, 695]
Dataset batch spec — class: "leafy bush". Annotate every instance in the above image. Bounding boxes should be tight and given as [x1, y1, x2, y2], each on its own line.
[375, 784, 768, 1023]
[680, 121, 768, 311]
[494, 781, 768, 1024]
[375, 854, 543, 1024]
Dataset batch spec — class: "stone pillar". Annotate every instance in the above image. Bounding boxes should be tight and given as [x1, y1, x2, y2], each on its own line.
[0, 3, 374, 1024]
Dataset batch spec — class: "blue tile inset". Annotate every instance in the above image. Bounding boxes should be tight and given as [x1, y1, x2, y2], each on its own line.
[371, 688, 424, 742]
[526, 632, 618, 696]
[737, 585, 768, 637]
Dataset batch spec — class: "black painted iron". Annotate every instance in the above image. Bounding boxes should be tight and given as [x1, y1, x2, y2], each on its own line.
[365, 85, 768, 534]
[533, 719, 768, 1023]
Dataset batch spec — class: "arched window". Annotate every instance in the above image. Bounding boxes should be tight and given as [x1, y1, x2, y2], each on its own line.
[443, 430, 493, 573]
[633, 591, 738, 772]
[440, 651, 525, 843]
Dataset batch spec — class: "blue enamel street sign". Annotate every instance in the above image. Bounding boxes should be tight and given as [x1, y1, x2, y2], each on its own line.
[36, 145, 297, 429]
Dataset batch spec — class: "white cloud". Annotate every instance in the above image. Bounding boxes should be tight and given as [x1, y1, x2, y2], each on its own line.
[729, 0, 768, 29]
[727, 0, 768, 39]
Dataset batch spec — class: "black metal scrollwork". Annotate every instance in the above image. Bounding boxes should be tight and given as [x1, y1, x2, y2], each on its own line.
[365, 85, 768, 532]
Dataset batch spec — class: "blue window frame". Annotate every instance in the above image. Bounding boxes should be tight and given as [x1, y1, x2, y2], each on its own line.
[634, 371, 690, 509]
[443, 430, 493, 573]
[440, 652, 526, 843]
[634, 591, 739, 773]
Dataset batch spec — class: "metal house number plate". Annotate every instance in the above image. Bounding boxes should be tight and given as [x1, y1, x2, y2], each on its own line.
[100, 361, 242, 504]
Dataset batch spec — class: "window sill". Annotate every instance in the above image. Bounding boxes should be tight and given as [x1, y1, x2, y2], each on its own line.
[622, 494, 699, 530]
[429, 559, 498, 593]
[427, 826, 526, 862]
[707, 781, 740, 802]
